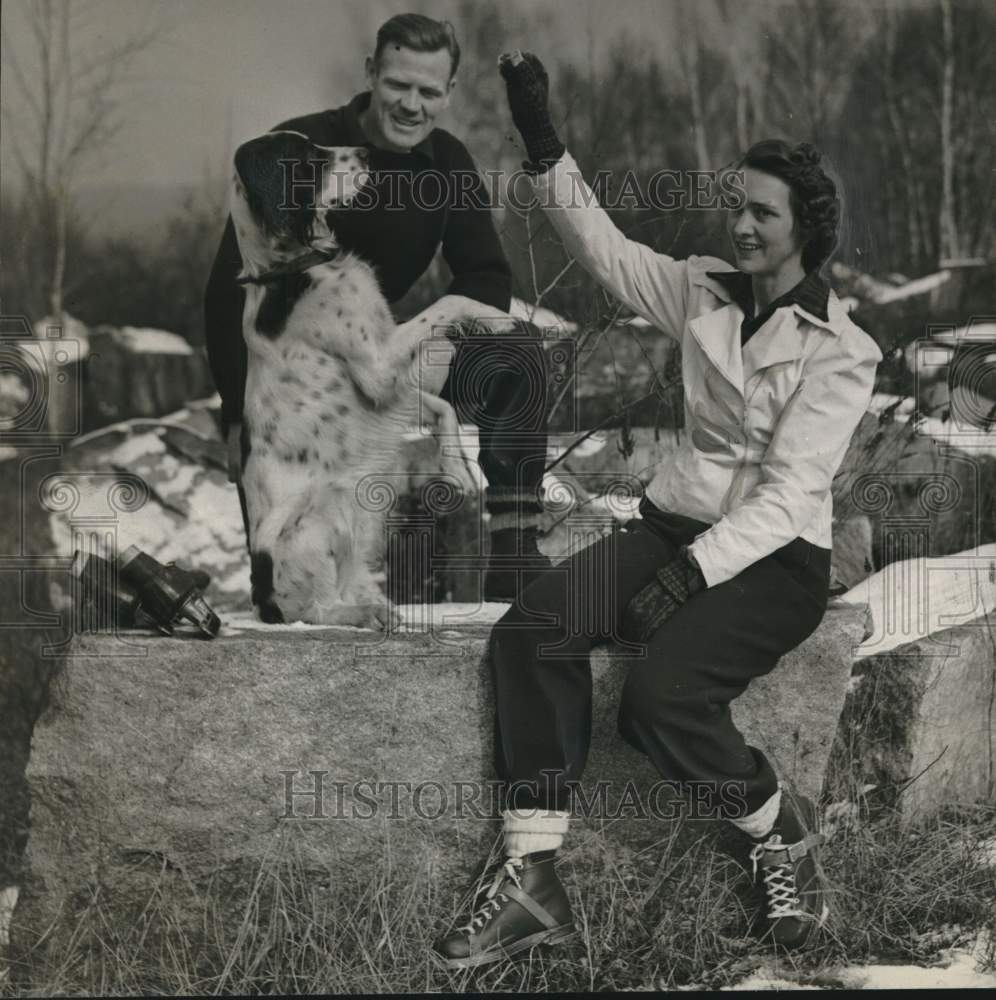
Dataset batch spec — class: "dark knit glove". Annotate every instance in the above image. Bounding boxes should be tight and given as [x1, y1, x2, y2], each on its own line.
[498, 50, 565, 172]
[621, 547, 706, 644]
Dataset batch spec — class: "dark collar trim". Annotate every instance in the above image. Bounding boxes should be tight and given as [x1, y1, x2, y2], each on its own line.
[706, 269, 753, 314]
[705, 268, 830, 323]
[236, 248, 338, 285]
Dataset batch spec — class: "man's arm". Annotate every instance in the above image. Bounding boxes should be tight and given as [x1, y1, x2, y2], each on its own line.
[374, 139, 514, 399]
[204, 214, 248, 466]
[440, 138, 512, 312]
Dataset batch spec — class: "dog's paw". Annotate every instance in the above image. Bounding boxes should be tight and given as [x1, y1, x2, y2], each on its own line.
[322, 602, 398, 631]
[464, 315, 520, 337]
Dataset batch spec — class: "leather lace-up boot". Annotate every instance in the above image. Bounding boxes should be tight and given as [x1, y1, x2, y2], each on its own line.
[433, 851, 575, 969]
[748, 792, 829, 948]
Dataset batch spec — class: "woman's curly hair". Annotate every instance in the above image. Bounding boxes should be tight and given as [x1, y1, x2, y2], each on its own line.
[736, 139, 841, 274]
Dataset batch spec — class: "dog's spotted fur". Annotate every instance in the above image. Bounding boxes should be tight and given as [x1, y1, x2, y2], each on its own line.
[230, 131, 509, 628]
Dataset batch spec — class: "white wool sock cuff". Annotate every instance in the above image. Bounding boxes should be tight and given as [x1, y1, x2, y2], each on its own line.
[489, 512, 543, 533]
[729, 786, 782, 840]
[502, 808, 571, 858]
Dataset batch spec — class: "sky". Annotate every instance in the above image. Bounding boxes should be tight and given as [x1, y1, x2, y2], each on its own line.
[0, 0, 702, 193]
[0, 0, 908, 211]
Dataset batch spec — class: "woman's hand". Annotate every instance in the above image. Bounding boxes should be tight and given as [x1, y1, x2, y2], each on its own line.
[621, 548, 706, 644]
[498, 50, 565, 170]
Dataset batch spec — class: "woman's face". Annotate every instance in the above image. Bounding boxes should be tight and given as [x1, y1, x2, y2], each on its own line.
[726, 167, 805, 279]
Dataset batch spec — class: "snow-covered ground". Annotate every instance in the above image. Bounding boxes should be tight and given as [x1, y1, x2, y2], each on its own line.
[869, 392, 996, 456]
[220, 602, 511, 635]
[716, 932, 995, 991]
[114, 326, 194, 355]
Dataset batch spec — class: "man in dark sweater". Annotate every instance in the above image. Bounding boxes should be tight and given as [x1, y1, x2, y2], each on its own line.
[204, 13, 551, 602]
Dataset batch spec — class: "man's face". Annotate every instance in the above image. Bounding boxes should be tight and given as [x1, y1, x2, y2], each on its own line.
[726, 167, 805, 278]
[363, 45, 455, 152]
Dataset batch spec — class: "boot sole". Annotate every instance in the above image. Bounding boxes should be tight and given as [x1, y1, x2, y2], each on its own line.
[768, 902, 831, 950]
[438, 924, 577, 970]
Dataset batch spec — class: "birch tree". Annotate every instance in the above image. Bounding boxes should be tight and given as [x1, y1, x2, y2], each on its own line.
[2, 0, 163, 323]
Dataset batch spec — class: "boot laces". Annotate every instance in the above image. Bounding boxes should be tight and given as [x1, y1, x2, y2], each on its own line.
[458, 856, 524, 936]
[749, 835, 803, 919]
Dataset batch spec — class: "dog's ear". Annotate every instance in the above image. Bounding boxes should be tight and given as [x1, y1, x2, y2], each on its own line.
[234, 132, 325, 246]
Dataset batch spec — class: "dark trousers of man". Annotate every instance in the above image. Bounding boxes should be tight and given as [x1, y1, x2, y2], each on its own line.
[235, 328, 550, 552]
[489, 497, 831, 818]
[437, 328, 550, 535]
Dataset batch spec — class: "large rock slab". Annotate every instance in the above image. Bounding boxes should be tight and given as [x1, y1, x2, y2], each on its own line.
[833, 408, 996, 564]
[827, 612, 996, 815]
[23, 603, 867, 917]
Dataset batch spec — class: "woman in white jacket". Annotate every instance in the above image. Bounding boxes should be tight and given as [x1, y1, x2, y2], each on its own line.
[434, 52, 882, 969]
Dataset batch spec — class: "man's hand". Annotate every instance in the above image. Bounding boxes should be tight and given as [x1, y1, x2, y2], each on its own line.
[226, 423, 242, 484]
[497, 50, 565, 169]
[621, 547, 706, 644]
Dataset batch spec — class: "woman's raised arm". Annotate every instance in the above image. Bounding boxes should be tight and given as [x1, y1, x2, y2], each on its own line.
[500, 51, 694, 341]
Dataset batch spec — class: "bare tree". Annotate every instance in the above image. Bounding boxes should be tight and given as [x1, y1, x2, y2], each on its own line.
[2, 0, 164, 323]
[713, 0, 765, 152]
[937, 0, 959, 262]
[676, 0, 711, 172]
[839, 0, 995, 275]
[763, 0, 859, 146]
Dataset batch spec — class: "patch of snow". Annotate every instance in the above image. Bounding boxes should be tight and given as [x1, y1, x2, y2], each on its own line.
[106, 431, 167, 466]
[548, 431, 610, 461]
[722, 972, 821, 990]
[868, 392, 916, 417]
[587, 491, 643, 521]
[0, 884, 15, 984]
[0, 372, 30, 405]
[221, 602, 511, 634]
[615, 314, 654, 329]
[928, 322, 996, 344]
[72, 419, 161, 449]
[221, 613, 339, 633]
[189, 392, 222, 410]
[156, 458, 198, 498]
[0, 886, 17, 948]
[978, 836, 996, 868]
[398, 602, 511, 626]
[914, 415, 996, 457]
[33, 313, 90, 360]
[864, 394, 996, 455]
[835, 939, 996, 990]
[716, 932, 996, 991]
[509, 296, 578, 333]
[116, 326, 193, 356]
[839, 543, 996, 658]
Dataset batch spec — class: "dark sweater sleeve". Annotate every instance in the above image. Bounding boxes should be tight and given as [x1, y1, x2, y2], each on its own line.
[441, 140, 512, 312]
[203, 213, 247, 436]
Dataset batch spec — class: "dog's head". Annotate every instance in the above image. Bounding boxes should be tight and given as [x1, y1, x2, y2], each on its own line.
[231, 130, 369, 274]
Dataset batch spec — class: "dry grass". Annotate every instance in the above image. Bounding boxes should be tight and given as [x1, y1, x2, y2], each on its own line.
[4, 796, 994, 995]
